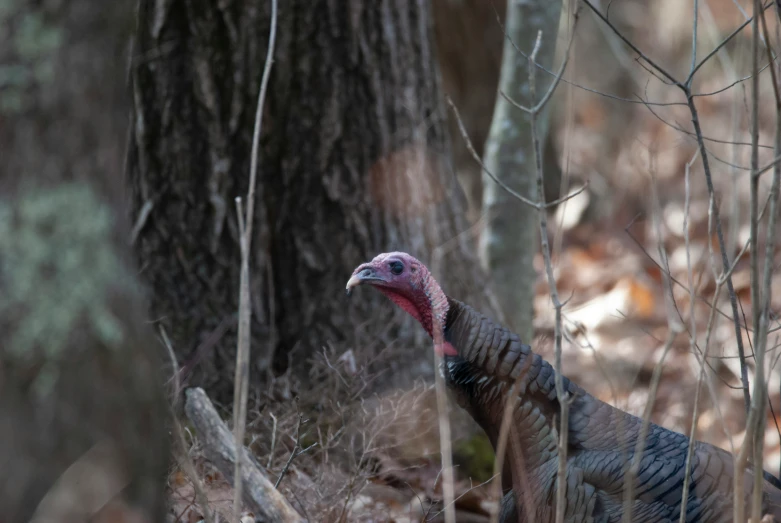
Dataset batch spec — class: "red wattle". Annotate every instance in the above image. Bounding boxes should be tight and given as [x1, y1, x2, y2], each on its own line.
[435, 342, 458, 357]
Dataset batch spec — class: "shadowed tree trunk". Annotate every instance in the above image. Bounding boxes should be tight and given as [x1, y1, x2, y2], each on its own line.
[0, 1, 169, 521]
[129, 0, 491, 402]
[433, 0, 507, 224]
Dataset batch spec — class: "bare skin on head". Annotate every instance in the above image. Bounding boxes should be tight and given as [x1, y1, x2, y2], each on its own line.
[345, 251, 456, 356]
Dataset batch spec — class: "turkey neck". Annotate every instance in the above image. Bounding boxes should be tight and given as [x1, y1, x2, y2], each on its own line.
[442, 297, 569, 474]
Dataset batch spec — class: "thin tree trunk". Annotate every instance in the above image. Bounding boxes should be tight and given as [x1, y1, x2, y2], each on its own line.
[129, 0, 490, 401]
[434, 0, 563, 226]
[478, 0, 562, 340]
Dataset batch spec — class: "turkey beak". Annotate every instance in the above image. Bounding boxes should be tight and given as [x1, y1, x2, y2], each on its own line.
[345, 266, 385, 296]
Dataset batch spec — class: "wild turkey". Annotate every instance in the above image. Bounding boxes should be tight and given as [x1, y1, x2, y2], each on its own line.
[346, 251, 781, 522]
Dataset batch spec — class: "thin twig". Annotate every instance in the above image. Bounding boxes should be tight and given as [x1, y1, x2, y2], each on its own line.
[447, 97, 589, 211]
[483, 12, 581, 519]
[267, 413, 277, 470]
[685, 94, 752, 415]
[159, 325, 181, 404]
[750, 0, 762, 416]
[129, 199, 153, 246]
[524, 28, 576, 523]
[489, 375, 535, 523]
[500, 3, 581, 115]
[622, 164, 684, 523]
[687, 1, 774, 85]
[429, 474, 501, 521]
[431, 243, 464, 523]
[274, 403, 318, 489]
[173, 419, 215, 523]
[233, 0, 278, 520]
[580, 0, 679, 86]
[751, 3, 781, 518]
[690, 0, 699, 76]
[161, 330, 214, 523]
[679, 150, 702, 523]
[488, 0, 686, 108]
[621, 330, 677, 523]
[736, 2, 767, 516]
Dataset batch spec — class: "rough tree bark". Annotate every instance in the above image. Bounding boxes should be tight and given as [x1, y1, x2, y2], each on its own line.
[0, 1, 169, 521]
[129, 1, 490, 401]
[477, 0, 562, 340]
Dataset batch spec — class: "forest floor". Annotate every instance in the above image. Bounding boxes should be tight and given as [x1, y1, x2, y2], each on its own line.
[165, 125, 781, 522]
[165, 184, 781, 521]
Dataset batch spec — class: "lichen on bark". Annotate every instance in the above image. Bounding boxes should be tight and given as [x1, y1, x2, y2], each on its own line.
[0, 182, 130, 392]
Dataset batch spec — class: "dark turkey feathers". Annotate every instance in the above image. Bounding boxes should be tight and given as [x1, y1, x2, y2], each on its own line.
[347, 252, 781, 522]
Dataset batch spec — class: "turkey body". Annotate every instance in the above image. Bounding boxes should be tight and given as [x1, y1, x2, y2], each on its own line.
[443, 298, 781, 523]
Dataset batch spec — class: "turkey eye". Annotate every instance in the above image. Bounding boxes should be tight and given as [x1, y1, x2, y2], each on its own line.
[390, 261, 403, 275]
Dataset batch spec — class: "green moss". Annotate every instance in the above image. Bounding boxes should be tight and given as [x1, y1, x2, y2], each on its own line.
[0, 183, 130, 391]
[452, 432, 496, 483]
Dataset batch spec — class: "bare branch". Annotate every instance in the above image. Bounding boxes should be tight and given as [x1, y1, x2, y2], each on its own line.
[580, 0, 680, 86]
[274, 403, 318, 489]
[524, 27, 577, 523]
[684, 93, 752, 416]
[679, 148, 714, 523]
[447, 97, 540, 210]
[751, 2, 781, 517]
[693, 61, 773, 99]
[687, 1, 774, 85]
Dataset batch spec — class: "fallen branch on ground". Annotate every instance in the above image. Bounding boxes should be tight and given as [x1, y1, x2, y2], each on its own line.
[184, 387, 304, 523]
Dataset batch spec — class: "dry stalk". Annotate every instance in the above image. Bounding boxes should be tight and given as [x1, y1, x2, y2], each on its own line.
[750, 4, 781, 520]
[432, 241, 465, 523]
[736, 0, 779, 518]
[489, 374, 535, 523]
[232, 0, 278, 520]
[161, 326, 214, 523]
[432, 370, 455, 523]
[621, 330, 677, 522]
[750, 0, 762, 407]
[622, 170, 683, 522]
[425, 212, 510, 522]
[679, 150, 701, 523]
[526, 30, 570, 523]
[523, 8, 580, 516]
[267, 413, 277, 469]
[685, 86, 752, 418]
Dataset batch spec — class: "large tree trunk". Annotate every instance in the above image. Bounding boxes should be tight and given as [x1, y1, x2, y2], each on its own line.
[129, 1, 490, 401]
[0, 1, 169, 521]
